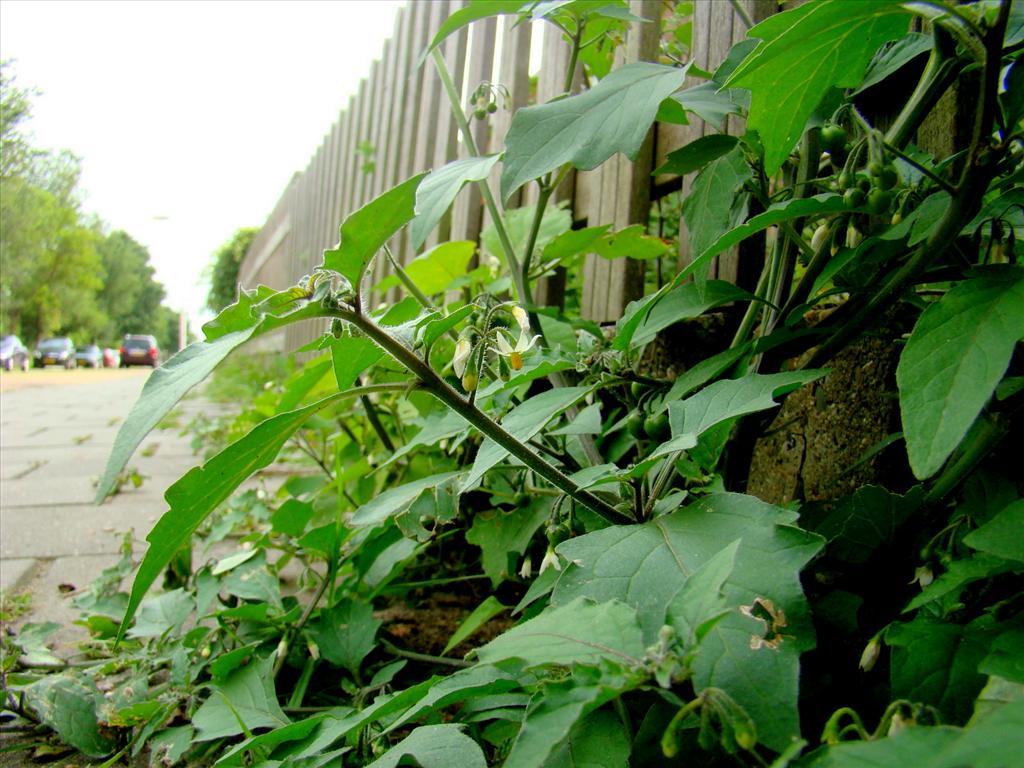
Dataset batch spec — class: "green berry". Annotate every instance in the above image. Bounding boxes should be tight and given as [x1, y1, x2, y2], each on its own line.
[486, 102, 497, 114]
[876, 166, 899, 190]
[473, 108, 487, 120]
[866, 188, 892, 215]
[820, 125, 848, 154]
[643, 413, 670, 441]
[843, 187, 865, 208]
[627, 412, 646, 439]
[867, 160, 885, 177]
[838, 171, 854, 191]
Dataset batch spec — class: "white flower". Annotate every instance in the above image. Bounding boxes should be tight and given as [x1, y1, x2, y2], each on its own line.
[511, 305, 530, 332]
[518, 556, 533, 579]
[539, 546, 562, 574]
[494, 329, 540, 371]
[453, 337, 472, 377]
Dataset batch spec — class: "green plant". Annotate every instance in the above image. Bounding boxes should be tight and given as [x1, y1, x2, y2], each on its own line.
[4, 1, 1021, 766]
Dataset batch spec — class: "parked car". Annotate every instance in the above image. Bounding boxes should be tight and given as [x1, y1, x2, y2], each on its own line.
[34, 337, 76, 369]
[1, 335, 30, 372]
[119, 335, 160, 367]
[75, 344, 103, 368]
[103, 347, 121, 368]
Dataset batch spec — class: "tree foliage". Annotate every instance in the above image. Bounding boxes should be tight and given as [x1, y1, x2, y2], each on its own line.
[0, 61, 177, 346]
[205, 227, 258, 313]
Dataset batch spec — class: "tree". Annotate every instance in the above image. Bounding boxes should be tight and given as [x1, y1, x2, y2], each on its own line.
[96, 230, 167, 341]
[205, 227, 258, 313]
[1, 63, 174, 346]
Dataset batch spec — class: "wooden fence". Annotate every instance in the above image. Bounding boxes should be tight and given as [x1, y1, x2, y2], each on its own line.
[238, 0, 775, 353]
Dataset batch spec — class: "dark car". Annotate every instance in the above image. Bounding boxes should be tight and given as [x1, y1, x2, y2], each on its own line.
[75, 344, 103, 368]
[34, 337, 76, 369]
[119, 335, 160, 367]
[1, 335, 30, 372]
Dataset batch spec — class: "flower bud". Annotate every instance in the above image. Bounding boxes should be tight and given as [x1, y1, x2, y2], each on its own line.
[859, 637, 881, 672]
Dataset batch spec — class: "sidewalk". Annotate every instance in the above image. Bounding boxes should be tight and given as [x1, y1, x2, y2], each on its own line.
[0, 370, 208, 652]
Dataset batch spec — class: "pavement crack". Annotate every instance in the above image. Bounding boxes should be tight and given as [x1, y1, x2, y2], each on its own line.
[9, 459, 48, 480]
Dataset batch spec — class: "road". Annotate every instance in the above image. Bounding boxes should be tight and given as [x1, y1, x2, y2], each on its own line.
[0, 368, 207, 650]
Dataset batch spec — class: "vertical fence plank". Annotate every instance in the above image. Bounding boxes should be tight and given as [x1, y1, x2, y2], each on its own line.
[581, 0, 660, 322]
[393, 2, 434, 268]
[427, 0, 469, 249]
[449, 16, 497, 246]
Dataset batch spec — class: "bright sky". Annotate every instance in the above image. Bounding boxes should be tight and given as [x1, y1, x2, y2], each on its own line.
[0, 0, 403, 327]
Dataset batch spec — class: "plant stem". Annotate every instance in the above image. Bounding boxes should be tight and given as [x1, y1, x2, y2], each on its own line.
[431, 48, 528, 304]
[884, 25, 962, 151]
[332, 304, 633, 525]
[380, 638, 473, 668]
[273, 565, 333, 678]
[727, 0, 755, 29]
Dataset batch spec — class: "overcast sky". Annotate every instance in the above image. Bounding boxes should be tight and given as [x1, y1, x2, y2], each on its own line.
[1, 0, 403, 326]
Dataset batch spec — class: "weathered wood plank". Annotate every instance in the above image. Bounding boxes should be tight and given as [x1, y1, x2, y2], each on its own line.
[450, 16, 497, 246]
[581, 0, 660, 322]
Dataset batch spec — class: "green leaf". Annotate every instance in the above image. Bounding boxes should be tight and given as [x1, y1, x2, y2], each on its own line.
[271, 499, 314, 538]
[501, 62, 689, 200]
[681, 145, 751, 282]
[351, 471, 464, 527]
[473, 597, 646, 668]
[675, 193, 848, 287]
[413, 157, 500, 248]
[323, 174, 425, 288]
[462, 387, 590, 490]
[421, 0, 526, 63]
[384, 241, 477, 296]
[963, 500, 1024, 562]
[118, 394, 344, 640]
[96, 330, 254, 501]
[654, 135, 740, 176]
[97, 286, 329, 501]
[552, 494, 824, 751]
[466, 500, 551, 587]
[903, 555, 1016, 613]
[443, 596, 509, 656]
[979, 623, 1024, 684]
[127, 589, 193, 639]
[724, 0, 910, 174]
[419, 304, 475, 349]
[540, 224, 612, 267]
[542, 708, 631, 768]
[800, 486, 922, 564]
[385, 409, 470, 467]
[192, 655, 290, 741]
[667, 82, 746, 128]
[661, 345, 749, 404]
[853, 32, 932, 95]
[507, 666, 632, 768]
[667, 539, 739, 647]
[367, 724, 486, 768]
[590, 224, 670, 260]
[386, 665, 518, 733]
[897, 266, 1024, 479]
[307, 600, 382, 675]
[615, 279, 754, 350]
[482, 202, 571, 264]
[651, 371, 826, 461]
[23, 674, 117, 757]
[807, 697, 1024, 767]
[550, 402, 602, 436]
[214, 716, 327, 768]
[885, 615, 990, 724]
[329, 335, 384, 390]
